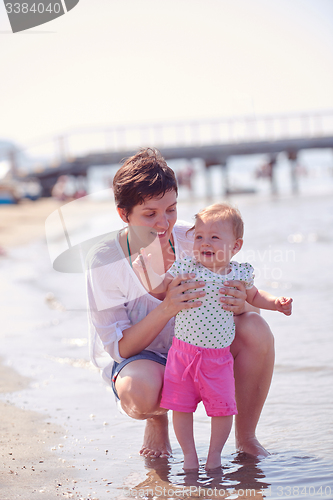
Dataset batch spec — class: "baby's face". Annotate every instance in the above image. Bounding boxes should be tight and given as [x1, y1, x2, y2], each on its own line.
[193, 218, 241, 272]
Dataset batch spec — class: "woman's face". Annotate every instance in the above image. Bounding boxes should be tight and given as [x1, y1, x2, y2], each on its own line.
[121, 190, 178, 248]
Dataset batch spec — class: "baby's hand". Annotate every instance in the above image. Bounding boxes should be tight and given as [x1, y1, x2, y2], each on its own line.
[132, 248, 165, 291]
[275, 296, 293, 316]
[132, 248, 152, 276]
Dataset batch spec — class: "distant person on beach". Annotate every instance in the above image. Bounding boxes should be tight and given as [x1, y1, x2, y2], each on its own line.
[86, 148, 275, 460]
[176, 163, 194, 191]
[51, 175, 71, 201]
[133, 202, 292, 470]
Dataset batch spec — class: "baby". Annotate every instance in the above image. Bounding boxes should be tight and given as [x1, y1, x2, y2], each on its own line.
[134, 202, 292, 470]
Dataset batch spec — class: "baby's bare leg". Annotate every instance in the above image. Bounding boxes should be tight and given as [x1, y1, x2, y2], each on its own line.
[206, 415, 233, 470]
[173, 411, 199, 470]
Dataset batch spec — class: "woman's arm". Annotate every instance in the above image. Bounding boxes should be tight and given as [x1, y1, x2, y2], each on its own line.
[118, 273, 206, 358]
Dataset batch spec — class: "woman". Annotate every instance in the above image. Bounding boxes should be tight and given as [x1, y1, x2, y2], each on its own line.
[86, 148, 274, 459]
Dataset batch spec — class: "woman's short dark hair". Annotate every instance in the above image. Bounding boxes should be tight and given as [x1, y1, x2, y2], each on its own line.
[113, 148, 178, 220]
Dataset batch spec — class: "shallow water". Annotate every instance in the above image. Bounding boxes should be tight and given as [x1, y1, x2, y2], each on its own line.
[1, 182, 333, 499]
[119, 451, 333, 499]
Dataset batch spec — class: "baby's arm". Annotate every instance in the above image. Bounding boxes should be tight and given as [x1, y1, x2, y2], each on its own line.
[246, 286, 293, 316]
[132, 248, 172, 293]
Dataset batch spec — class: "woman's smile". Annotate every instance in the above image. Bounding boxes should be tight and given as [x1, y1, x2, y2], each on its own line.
[155, 229, 168, 239]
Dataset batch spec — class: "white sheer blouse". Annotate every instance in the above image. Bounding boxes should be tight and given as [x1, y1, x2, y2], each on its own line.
[86, 221, 194, 384]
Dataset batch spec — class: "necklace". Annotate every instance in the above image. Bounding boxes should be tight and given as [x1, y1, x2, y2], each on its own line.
[126, 232, 175, 268]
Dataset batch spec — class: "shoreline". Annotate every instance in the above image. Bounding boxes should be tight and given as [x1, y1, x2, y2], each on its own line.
[0, 195, 128, 499]
[0, 198, 63, 249]
[0, 196, 116, 250]
[0, 198, 93, 499]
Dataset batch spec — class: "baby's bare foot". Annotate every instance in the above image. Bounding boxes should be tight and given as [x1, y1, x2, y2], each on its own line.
[205, 451, 221, 471]
[183, 453, 199, 471]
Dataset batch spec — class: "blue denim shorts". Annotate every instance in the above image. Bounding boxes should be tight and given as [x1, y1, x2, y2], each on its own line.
[111, 350, 167, 399]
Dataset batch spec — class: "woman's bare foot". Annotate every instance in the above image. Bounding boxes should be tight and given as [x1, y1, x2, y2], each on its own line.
[236, 436, 269, 458]
[140, 414, 172, 458]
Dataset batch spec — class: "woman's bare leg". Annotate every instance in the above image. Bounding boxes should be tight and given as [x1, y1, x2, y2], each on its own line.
[231, 312, 275, 457]
[115, 359, 171, 458]
[206, 415, 233, 470]
[173, 411, 199, 470]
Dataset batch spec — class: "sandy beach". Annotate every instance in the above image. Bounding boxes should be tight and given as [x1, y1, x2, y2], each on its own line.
[0, 198, 62, 249]
[0, 197, 117, 249]
[0, 378, 79, 500]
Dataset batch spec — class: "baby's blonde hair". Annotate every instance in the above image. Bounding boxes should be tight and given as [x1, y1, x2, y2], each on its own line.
[190, 202, 244, 239]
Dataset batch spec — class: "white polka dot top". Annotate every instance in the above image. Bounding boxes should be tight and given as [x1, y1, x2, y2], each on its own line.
[168, 257, 254, 349]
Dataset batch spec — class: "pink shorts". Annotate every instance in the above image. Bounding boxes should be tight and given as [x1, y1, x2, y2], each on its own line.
[160, 337, 237, 417]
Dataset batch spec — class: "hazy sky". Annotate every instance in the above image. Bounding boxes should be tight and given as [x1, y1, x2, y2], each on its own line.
[1, 0, 333, 149]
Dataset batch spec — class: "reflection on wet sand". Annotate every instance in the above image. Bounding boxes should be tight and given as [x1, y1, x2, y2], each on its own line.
[121, 453, 270, 499]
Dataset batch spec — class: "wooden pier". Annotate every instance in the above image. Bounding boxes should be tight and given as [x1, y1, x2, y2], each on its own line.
[14, 110, 333, 196]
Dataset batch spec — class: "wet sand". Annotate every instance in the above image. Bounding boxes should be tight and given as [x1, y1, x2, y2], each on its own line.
[0, 361, 80, 500]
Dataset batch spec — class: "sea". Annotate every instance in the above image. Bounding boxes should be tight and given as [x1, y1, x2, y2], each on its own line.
[1, 150, 333, 500]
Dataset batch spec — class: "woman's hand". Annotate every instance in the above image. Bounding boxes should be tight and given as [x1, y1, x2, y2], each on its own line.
[119, 273, 204, 358]
[219, 280, 247, 315]
[161, 273, 206, 318]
